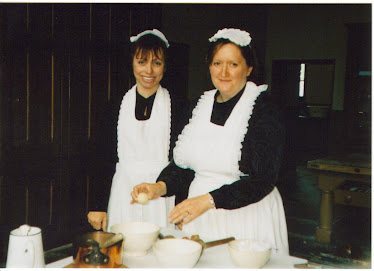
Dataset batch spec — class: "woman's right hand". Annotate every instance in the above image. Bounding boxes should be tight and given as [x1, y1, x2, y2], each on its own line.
[130, 181, 167, 204]
[87, 211, 107, 231]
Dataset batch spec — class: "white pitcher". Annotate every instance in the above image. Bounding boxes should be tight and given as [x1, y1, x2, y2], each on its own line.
[6, 224, 45, 268]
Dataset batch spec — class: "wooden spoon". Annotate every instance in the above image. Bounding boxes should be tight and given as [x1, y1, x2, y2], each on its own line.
[190, 235, 235, 250]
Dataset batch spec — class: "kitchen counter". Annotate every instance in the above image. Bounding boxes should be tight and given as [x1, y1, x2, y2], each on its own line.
[46, 228, 307, 268]
[47, 245, 307, 269]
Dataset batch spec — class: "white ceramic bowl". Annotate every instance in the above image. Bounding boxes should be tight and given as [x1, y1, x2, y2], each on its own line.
[110, 221, 160, 256]
[228, 239, 271, 268]
[153, 238, 202, 268]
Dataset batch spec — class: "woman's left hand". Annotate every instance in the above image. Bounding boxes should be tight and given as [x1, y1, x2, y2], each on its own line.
[168, 193, 214, 225]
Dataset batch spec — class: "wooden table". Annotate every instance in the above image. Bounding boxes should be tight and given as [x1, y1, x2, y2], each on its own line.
[307, 153, 371, 243]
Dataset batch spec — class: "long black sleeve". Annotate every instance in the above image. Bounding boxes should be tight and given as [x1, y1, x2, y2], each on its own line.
[158, 159, 195, 205]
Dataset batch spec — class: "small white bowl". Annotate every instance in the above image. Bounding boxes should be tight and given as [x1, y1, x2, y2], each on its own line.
[228, 239, 271, 268]
[153, 238, 202, 268]
[110, 221, 160, 256]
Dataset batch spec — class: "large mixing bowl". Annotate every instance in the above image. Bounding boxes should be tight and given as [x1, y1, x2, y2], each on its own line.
[110, 222, 160, 256]
[153, 238, 202, 268]
[228, 239, 271, 268]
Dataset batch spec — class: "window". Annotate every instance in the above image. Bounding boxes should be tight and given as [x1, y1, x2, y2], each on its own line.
[299, 63, 305, 97]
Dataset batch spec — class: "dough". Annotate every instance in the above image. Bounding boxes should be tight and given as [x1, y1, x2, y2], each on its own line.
[137, 192, 149, 204]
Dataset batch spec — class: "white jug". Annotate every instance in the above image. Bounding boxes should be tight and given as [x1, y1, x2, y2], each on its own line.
[6, 224, 45, 268]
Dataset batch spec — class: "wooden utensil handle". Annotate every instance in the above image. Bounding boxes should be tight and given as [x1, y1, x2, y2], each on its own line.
[204, 237, 235, 249]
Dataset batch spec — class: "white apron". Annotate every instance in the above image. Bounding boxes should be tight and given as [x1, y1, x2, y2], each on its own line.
[173, 82, 289, 255]
[107, 85, 175, 231]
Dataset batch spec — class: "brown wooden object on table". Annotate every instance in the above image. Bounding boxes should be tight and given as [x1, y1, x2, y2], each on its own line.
[190, 234, 235, 250]
[159, 233, 235, 249]
[307, 153, 371, 243]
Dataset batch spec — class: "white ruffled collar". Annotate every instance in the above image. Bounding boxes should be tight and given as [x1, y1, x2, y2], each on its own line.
[174, 81, 267, 176]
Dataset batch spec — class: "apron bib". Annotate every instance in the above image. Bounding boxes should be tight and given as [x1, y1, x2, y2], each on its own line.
[173, 82, 289, 255]
[107, 85, 175, 231]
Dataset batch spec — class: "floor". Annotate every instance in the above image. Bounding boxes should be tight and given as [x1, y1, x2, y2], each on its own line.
[278, 151, 372, 269]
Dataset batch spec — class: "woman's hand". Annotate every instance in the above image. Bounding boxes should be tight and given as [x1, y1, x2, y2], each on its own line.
[87, 211, 107, 231]
[130, 181, 167, 204]
[168, 193, 214, 225]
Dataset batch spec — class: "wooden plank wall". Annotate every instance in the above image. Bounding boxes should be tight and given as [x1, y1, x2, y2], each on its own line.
[0, 3, 163, 262]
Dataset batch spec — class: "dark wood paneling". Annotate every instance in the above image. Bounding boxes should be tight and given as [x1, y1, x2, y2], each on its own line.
[0, 3, 163, 264]
[29, 50, 52, 143]
[9, 54, 28, 146]
[27, 179, 54, 227]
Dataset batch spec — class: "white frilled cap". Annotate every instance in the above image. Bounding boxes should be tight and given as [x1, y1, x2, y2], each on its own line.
[208, 28, 252, 47]
[130, 29, 170, 48]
